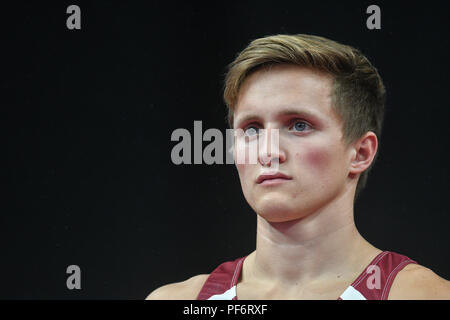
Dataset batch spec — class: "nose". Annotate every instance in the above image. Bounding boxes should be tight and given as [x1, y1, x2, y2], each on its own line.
[258, 127, 286, 167]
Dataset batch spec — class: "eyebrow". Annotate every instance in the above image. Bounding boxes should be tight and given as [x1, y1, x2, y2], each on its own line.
[234, 107, 322, 127]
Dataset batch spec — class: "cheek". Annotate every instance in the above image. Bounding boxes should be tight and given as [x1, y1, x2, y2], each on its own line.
[235, 162, 246, 179]
[234, 140, 258, 184]
[294, 146, 337, 194]
[235, 162, 251, 188]
[299, 146, 335, 172]
[237, 163, 259, 184]
[235, 163, 257, 205]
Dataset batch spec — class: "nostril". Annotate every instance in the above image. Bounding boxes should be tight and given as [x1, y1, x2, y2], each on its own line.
[260, 154, 275, 166]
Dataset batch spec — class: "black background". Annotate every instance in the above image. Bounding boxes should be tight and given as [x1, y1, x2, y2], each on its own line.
[1, 1, 449, 299]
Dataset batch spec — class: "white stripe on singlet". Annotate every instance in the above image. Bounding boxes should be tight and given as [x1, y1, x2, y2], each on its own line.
[339, 286, 367, 300]
[207, 286, 236, 300]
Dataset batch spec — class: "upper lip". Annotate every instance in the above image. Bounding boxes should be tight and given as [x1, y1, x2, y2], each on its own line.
[256, 172, 292, 184]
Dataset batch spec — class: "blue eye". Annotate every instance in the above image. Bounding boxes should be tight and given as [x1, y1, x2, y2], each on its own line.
[290, 121, 310, 132]
[244, 126, 259, 136]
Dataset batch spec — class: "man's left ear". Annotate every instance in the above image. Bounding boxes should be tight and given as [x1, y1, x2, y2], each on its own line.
[349, 131, 378, 175]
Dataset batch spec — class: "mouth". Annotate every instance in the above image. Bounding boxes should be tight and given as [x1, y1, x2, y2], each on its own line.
[256, 172, 292, 185]
[259, 177, 292, 186]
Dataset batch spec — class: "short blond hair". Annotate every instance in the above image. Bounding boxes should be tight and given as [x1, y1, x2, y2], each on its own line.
[223, 34, 386, 200]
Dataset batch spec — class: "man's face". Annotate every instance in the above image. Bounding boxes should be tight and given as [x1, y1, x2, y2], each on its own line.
[233, 64, 355, 222]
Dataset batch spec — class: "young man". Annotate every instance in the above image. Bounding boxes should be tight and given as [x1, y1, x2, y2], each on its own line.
[147, 34, 450, 300]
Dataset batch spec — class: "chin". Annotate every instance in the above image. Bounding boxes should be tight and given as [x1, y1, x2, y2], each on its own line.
[257, 211, 305, 223]
[253, 201, 305, 223]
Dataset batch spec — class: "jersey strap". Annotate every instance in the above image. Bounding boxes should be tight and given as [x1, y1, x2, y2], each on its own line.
[338, 251, 418, 300]
[196, 256, 245, 300]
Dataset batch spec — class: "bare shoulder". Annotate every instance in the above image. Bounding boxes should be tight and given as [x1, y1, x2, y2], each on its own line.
[145, 274, 209, 300]
[389, 263, 450, 300]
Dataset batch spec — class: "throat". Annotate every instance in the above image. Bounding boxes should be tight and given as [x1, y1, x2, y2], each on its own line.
[238, 245, 383, 299]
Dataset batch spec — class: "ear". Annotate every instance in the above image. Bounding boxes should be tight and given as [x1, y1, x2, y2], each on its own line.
[348, 131, 378, 177]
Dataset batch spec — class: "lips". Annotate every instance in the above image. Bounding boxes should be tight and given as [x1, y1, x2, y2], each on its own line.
[256, 172, 292, 184]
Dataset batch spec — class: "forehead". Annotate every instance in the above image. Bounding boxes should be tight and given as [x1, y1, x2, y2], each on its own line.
[234, 65, 340, 126]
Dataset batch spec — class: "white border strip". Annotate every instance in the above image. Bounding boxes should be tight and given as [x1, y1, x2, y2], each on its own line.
[207, 286, 236, 300]
[339, 286, 367, 300]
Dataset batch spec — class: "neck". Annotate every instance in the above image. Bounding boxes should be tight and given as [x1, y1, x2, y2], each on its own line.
[245, 191, 380, 288]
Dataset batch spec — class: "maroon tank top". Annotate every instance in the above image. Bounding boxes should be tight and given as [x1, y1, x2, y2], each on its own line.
[197, 251, 417, 300]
